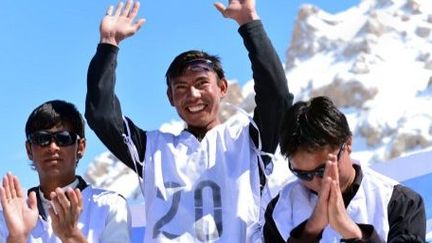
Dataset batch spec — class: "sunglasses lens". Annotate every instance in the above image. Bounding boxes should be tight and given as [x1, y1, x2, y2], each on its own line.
[30, 132, 52, 147]
[55, 131, 76, 146]
[296, 172, 314, 181]
[316, 168, 325, 178]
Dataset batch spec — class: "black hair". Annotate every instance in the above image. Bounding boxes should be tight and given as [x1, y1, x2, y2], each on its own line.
[279, 96, 351, 158]
[25, 100, 85, 139]
[165, 50, 225, 85]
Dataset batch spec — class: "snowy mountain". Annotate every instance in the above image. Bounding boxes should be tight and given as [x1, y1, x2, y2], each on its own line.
[84, 0, 432, 203]
[281, 0, 432, 163]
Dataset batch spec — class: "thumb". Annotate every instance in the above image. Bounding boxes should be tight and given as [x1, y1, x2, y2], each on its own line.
[213, 2, 227, 16]
[28, 191, 38, 212]
[134, 18, 146, 31]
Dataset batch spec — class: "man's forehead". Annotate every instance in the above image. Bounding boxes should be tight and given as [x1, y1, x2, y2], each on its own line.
[290, 148, 329, 165]
[170, 69, 216, 84]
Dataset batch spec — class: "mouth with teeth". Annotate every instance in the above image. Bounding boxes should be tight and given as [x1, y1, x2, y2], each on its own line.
[187, 104, 206, 113]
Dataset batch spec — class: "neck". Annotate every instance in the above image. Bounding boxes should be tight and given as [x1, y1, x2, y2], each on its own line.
[341, 165, 356, 193]
[39, 176, 76, 199]
[186, 126, 212, 141]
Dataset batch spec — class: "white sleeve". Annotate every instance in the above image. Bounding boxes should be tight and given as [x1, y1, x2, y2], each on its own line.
[99, 195, 132, 243]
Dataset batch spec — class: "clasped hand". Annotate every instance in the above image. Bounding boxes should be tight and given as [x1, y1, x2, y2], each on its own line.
[305, 155, 362, 239]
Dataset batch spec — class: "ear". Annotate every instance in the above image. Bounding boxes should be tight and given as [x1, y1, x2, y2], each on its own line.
[346, 136, 353, 155]
[77, 138, 86, 160]
[219, 78, 228, 98]
[167, 87, 174, 106]
[25, 141, 33, 160]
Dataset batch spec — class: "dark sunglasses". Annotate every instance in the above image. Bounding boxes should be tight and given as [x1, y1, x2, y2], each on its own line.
[183, 59, 214, 73]
[27, 130, 80, 147]
[289, 143, 346, 181]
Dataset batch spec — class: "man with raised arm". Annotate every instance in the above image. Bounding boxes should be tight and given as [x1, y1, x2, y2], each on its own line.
[85, 0, 292, 242]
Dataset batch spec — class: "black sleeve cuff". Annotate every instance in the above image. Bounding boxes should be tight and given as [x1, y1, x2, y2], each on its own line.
[238, 19, 263, 37]
[97, 43, 119, 54]
[290, 220, 322, 243]
[340, 224, 383, 243]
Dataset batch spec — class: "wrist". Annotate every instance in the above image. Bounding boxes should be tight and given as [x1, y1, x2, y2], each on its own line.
[304, 219, 324, 236]
[100, 35, 119, 47]
[7, 234, 27, 243]
[340, 222, 362, 240]
[59, 229, 87, 243]
[236, 12, 260, 26]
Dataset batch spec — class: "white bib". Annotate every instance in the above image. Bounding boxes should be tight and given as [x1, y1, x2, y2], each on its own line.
[273, 164, 397, 242]
[127, 114, 264, 243]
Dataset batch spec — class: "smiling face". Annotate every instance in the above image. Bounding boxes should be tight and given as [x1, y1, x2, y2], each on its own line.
[167, 68, 228, 134]
[25, 122, 86, 186]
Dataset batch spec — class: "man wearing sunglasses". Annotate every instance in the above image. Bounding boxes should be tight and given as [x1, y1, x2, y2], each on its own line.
[0, 100, 131, 242]
[263, 96, 426, 242]
[85, 0, 292, 242]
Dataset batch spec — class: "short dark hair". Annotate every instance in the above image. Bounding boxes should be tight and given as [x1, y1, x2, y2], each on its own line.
[25, 100, 85, 139]
[165, 50, 225, 85]
[280, 96, 351, 158]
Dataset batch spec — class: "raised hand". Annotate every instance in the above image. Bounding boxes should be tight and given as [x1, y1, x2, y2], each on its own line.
[213, 0, 259, 26]
[48, 188, 87, 243]
[100, 0, 145, 46]
[0, 172, 38, 243]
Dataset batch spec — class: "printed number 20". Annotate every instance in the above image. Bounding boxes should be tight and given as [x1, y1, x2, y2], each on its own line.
[153, 180, 223, 241]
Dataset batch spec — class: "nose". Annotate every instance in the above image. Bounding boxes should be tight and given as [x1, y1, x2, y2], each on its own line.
[46, 139, 61, 152]
[188, 86, 201, 98]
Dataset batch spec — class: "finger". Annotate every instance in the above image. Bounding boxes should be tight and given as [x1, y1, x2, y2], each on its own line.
[114, 1, 124, 17]
[122, 0, 133, 17]
[106, 5, 114, 16]
[128, 1, 140, 19]
[28, 191, 38, 212]
[133, 19, 146, 31]
[12, 174, 24, 198]
[54, 188, 71, 213]
[332, 160, 340, 184]
[48, 205, 59, 222]
[75, 189, 83, 210]
[213, 2, 227, 17]
[2, 176, 11, 200]
[329, 180, 342, 209]
[50, 192, 60, 216]
[67, 189, 81, 215]
[328, 153, 337, 163]
[8, 173, 17, 199]
[326, 155, 337, 180]
[318, 176, 331, 203]
[322, 160, 333, 181]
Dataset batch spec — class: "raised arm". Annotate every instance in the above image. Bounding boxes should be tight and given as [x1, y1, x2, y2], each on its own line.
[215, 0, 293, 153]
[0, 173, 38, 243]
[85, 1, 147, 176]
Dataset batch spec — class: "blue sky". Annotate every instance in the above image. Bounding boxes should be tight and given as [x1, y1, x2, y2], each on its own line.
[0, 1, 359, 190]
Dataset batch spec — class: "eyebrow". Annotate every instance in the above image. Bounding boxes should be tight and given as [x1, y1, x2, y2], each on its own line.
[172, 74, 211, 85]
